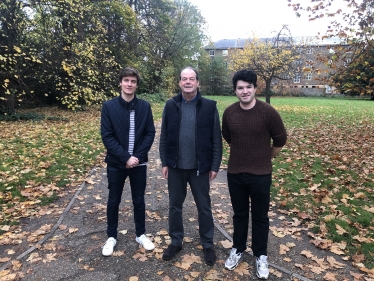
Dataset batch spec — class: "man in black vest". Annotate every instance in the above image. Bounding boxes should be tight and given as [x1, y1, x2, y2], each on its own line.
[159, 66, 222, 265]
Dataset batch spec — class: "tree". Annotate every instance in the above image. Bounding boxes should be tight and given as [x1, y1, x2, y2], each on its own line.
[25, 0, 124, 109]
[331, 42, 374, 100]
[289, 0, 374, 99]
[198, 53, 231, 95]
[228, 25, 301, 104]
[0, 0, 39, 111]
[1, 0, 209, 111]
[129, 0, 207, 94]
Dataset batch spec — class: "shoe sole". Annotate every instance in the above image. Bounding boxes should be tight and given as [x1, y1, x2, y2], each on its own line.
[138, 244, 155, 251]
[224, 255, 244, 271]
[256, 273, 269, 279]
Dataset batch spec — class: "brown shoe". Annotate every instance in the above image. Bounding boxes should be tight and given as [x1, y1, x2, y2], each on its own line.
[203, 246, 216, 266]
[162, 244, 182, 260]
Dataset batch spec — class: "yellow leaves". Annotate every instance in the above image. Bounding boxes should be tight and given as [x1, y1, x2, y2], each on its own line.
[13, 46, 22, 53]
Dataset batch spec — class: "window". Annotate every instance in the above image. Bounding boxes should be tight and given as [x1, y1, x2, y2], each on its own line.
[222, 50, 228, 56]
[295, 60, 302, 65]
[210, 76, 214, 81]
[326, 85, 332, 93]
[306, 73, 312, 80]
[293, 73, 301, 83]
[344, 58, 352, 67]
[209, 50, 215, 56]
[306, 48, 313, 54]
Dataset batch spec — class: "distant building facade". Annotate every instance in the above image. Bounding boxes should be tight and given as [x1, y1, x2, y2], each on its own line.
[204, 37, 350, 96]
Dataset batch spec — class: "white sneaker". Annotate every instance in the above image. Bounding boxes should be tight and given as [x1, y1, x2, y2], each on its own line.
[224, 248, 244, 270]
[256, 255, 269, 279]
[136, 234, 155, 250]
[102, 237, 116, 256]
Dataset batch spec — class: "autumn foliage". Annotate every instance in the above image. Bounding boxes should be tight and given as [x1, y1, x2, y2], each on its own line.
[288, 0, 374, 99]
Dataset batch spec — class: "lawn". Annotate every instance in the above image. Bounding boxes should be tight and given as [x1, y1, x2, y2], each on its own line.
[0, 96, 373, 270]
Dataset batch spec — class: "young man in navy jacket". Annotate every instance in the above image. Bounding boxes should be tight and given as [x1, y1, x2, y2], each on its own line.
[100, 67, 156, 256]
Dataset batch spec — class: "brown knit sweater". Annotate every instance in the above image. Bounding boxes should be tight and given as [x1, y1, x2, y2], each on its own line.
[222, 99, 287, 175]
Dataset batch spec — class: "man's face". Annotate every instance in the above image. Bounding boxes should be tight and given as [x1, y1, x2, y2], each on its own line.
[120, 75, 138, 96]
[179, 69, 199, 96]
[235, 80, 256, 107]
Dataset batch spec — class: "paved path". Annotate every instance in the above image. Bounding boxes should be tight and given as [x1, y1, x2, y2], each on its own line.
[0, 124, 364, 280]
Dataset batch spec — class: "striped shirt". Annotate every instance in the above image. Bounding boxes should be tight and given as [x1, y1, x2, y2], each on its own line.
[128, 110, 146, 166]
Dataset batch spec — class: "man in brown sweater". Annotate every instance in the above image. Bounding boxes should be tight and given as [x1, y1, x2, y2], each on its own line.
[222, 69, 287, 279]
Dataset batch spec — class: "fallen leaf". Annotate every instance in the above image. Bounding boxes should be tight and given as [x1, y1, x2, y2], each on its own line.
[220, 240, 232, 249]
[335, 224, 347, 235]
[68, 228, 78, 234]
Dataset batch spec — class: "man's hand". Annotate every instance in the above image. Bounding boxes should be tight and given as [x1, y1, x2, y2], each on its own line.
[161, 166, 168, 179]
[126, 156, 139, 168]
[209, 171, 217, 181]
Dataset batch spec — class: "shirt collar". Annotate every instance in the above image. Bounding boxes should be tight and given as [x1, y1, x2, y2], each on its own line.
[181, 94, 198, 103]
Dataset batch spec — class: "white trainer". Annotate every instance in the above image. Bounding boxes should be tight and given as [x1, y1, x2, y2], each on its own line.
[136, 234, 155, 251]
[225, 248, 244, 270]
[102, 237, 116, 256]
[256, 255, 269, 279]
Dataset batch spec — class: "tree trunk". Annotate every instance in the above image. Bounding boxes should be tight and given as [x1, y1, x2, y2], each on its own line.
[265, 79, 271, 104]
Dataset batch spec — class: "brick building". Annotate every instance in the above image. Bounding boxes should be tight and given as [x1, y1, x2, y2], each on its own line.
[204, 37, 350, 96]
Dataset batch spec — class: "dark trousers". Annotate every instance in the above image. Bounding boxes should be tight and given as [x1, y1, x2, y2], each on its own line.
[227, 172, 271, 257]
[168, 167, 214, 248]
[106, 164, 147, 238]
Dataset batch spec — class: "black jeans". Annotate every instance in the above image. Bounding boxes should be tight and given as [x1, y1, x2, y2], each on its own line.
[167, 167, 214, 248]
[106, 164, 147, 238]
[227, 172, 271, 257]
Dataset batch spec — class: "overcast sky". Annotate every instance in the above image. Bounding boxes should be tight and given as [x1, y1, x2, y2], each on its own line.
[187, 0, 348, 41]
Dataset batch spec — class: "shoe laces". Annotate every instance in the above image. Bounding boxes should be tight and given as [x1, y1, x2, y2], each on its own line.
[257, 256, 268, 269]
[229, 249, 240, 261]
[139, 234, 150, 244]
[103, 237, 115, 248]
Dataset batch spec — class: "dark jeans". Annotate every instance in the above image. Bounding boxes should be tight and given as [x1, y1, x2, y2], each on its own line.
[227, 172, 271, 257]
[106, 164, 147, 238]
[168, 167, 214, 248]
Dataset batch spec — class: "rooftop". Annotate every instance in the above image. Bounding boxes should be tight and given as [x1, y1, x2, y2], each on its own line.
[205, 36, 347, 49]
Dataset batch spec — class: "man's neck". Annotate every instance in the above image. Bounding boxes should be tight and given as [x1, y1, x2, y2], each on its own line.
[121, 92, 135, 102]
[239, 99, 256, 110]
[182, 92, 197, 102]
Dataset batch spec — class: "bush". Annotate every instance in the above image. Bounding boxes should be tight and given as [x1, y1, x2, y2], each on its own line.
[0, 110, 69, 122]
[138, 92, 168, 104]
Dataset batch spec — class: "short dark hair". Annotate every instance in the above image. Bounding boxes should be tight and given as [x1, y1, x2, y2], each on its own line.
[119, 67, 141, 85]
[232, 69, 257, 90]
[180, 66, 199, 81]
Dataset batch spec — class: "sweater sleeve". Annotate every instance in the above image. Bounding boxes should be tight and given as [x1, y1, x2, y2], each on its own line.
[211, 107, 223, 172]
[221, 108, 231, 145]
[270, 110, 287, 148]
[158, 106, 167, 167]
